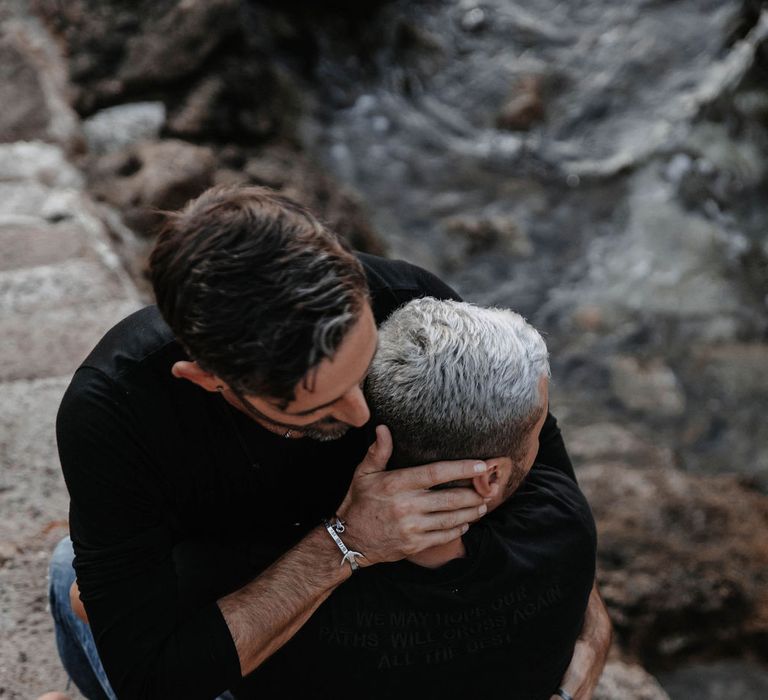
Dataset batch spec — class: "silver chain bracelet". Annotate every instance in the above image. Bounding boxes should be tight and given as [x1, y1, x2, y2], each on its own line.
[323, 517, 364, 572]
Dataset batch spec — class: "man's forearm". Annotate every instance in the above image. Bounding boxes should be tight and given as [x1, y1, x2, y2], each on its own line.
[218, 426, 495, 680]
[552, 581, 612, 700]
[581, 581, 612, 653]
[217, 525, 351, 677]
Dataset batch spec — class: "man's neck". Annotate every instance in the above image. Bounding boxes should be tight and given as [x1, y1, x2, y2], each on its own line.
[406, 538, 466, 569]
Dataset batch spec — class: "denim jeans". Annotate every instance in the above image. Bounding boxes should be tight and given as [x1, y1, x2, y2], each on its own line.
[49, 537, 117, 700]
[49, 536, 235, 700]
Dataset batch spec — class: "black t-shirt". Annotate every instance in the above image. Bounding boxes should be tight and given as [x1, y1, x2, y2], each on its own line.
[247, 464, 596, 700]
[56, 253, 576, 699]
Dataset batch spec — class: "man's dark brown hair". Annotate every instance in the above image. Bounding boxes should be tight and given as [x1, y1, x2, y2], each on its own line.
[149, 186, 368, 405]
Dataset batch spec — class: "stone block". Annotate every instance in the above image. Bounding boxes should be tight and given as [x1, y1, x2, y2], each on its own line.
[0, 221, 89, 271]
[0, 543, 70, 699]
[0, 141, 83, 189]
[0, 377, 70, 542]
[0, 299, 141, 381]
[0, 259, 129, 316]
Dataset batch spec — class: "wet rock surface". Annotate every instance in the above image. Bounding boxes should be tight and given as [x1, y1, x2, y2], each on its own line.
[595, 659, 671, 700]
[657, 660, 768, 700]
[580, 463, 768, 667]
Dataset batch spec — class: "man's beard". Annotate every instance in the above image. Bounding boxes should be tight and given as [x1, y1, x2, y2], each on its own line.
[503, 461, 531, 496]
[228, 386, 352, 441]
[298, 418, 352, 441]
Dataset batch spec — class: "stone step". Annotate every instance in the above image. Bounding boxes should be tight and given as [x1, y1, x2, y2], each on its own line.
[0, 376, 70, 542]
[0, 258, 132, 316]
[0, 181, 54, 219]
[0, 220, 90, 271]
[0, 299, 142, 382]
[0, 141, 83, 189]
[0, 544, 69, 699]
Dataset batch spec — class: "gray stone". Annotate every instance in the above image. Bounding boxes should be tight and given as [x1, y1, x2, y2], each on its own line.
[692, 344, 768, 397]
[0, 221, 89, 271]
[595, 660, 670, 700]
[0, 542, 71, 699]
[559, 168, 742, 321]
[461, 7, 487, 33]
[0, 377, 70, 541]
[609, 356, 686, 417]
[0, 299, 141, 382]
[0, 182, 57, 219]
[0, 141, 84, 189]
[566, 422, 675, 470]
[83, 101, 166, 155]
[0, 259, 129, 316]
[657, 660, 768, 700]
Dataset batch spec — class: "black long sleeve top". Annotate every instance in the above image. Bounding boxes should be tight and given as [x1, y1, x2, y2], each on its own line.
[56, 253, 576, 699]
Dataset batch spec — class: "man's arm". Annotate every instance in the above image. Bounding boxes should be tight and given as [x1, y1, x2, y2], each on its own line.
[550, 581, 613, 700]
[218, 425, 493, 676]
[536, 413, 609, 698]
[60, 369, 491, 699]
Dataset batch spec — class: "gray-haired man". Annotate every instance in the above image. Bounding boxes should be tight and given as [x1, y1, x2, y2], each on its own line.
[246, 298, 602, 700]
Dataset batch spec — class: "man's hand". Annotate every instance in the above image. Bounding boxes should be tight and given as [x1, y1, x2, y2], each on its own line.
[336, 425, 495, 565]
[550, 581, 612, 700]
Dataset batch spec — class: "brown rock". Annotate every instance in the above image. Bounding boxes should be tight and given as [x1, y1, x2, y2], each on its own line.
[88, 139, 216, 236]
[166, 61, 302, 143]
[34, 0, 303, 143]
[118, 0, 240, 86]
[0, 37, 49, 143]
[567, 422, 676, 471]
[34, 0, 241, 112]
[0, 541, 19, 565]
[581, 464, 768, 665]
[496, 76, 545, 131]
[443, 215, 533, 257]
[243, 145, 387, 256]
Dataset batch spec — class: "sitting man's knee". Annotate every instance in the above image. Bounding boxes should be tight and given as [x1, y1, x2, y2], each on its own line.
[49, 537, 75, 607]
[69, 580, 88, 624]
[49, 536, 88, 624]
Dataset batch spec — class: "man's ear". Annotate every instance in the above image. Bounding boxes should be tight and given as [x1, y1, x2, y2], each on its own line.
[171, 361, 224, 393]
[472, 461, 500, 498]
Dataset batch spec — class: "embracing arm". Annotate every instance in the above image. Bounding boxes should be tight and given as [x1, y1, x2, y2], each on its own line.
[60, 369, 491, 699]
[550, 582, 612, 700]
[218, 425, 492, 676]
[217, 526, 350, 675]
[537, 412, 610, 697]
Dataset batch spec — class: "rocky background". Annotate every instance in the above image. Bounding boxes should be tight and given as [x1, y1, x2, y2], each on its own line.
[1, 0, 766, 698]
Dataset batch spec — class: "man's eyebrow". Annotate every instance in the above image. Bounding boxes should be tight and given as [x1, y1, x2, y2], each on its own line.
[275, 338, 379, 416]
[288, 398, 341, 416]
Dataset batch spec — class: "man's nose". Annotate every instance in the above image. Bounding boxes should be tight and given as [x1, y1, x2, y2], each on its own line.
[333, 384, 370, 427]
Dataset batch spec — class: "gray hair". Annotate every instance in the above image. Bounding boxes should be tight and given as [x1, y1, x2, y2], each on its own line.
[366, 297, 550, 467]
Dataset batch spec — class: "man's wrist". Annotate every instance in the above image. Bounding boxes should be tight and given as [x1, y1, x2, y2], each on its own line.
[305, 525, 356, 585]
[322, 517, 364, 572]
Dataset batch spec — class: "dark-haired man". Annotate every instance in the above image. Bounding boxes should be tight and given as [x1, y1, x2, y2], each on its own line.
[51, 187, 610, 699]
